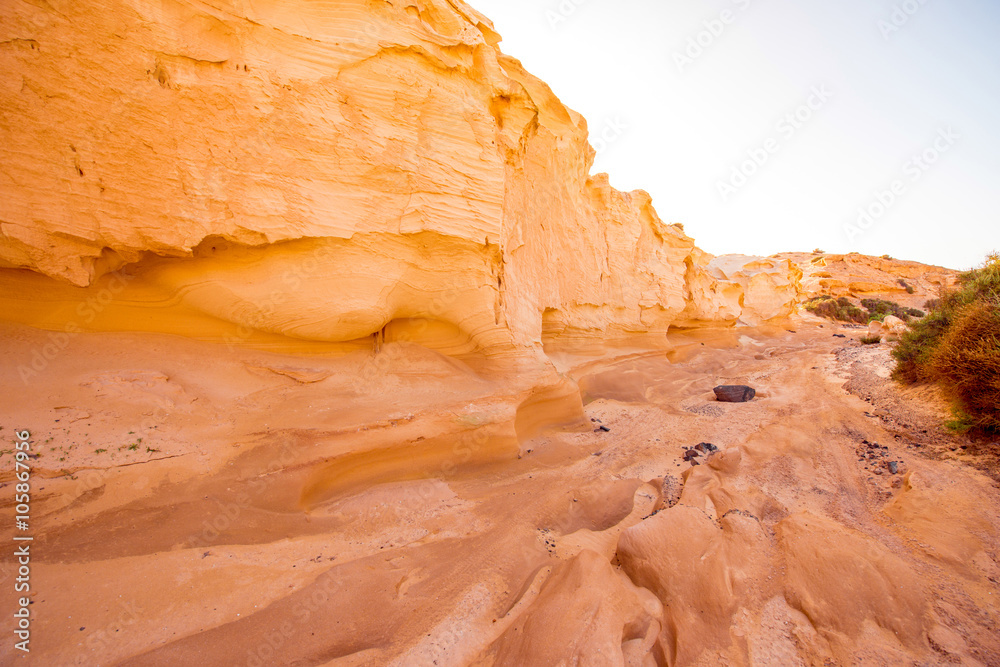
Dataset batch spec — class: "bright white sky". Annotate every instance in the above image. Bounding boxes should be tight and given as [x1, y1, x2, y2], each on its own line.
[467, 0, 1000, 270]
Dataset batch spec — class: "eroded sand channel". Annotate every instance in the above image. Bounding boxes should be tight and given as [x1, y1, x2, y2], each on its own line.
[1, 319, 998, 665]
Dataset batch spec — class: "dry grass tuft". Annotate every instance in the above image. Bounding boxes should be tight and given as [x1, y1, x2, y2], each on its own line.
[893, 252, 1000, 433]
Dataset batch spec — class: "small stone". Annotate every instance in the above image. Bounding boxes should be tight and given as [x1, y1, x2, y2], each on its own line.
[595, 425, 610, 432]
[888, 461, 899, 474]
[713, 385, 756, 403]
[683, 449, 700, 462]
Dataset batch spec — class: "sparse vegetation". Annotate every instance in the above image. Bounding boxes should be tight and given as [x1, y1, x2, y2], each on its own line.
[805, 295, 922, 325]
[893, 253, 1000, 433]
[812, 248, 825, 254]
[882, 254, 894, 260]
[804, 296, 868, 323]
[860, 334, 882, 345]
[897, 278, 915, 294]
[861, 298, 924, 323]
[94, 448, 107, 454]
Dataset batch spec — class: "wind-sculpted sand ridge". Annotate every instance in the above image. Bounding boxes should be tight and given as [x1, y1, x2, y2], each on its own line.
[1, 316, 998, 665]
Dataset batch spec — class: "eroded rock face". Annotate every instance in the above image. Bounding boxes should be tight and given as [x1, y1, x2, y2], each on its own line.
[776, 252, 957, 309]
[0, 0, 800, 356]
[682, 253, 803, 326]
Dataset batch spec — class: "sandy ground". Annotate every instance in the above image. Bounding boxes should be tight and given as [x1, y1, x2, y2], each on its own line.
[1, 315, 998, 666]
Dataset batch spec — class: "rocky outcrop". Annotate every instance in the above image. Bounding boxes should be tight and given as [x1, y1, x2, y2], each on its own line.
[775, 252, 957, 310]
[0, 0, 800, 358]
[681, 253, 803, 327]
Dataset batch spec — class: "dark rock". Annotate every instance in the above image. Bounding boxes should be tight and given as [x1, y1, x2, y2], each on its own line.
[713, 385, 756, 403]
[682, 449, 701, 461]
[694, 442, 718, 454]
[888, 461, 899, 474]
[595, 425, 610, 432]
[833, 334, 847, 338]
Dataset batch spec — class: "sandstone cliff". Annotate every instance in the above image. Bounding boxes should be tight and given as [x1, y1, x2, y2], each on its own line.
[0, 0, 799, 358]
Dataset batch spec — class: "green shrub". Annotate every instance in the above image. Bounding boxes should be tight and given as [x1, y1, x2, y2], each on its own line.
[860, 334, 882, 345]
[805, 296, 867, 323]
[893, 253, 1000, 433]
[944, 410, 975, 434]
[806, 295, 921, 325]
[892, 307, 954, 383]
[862, 298, 914, 322]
